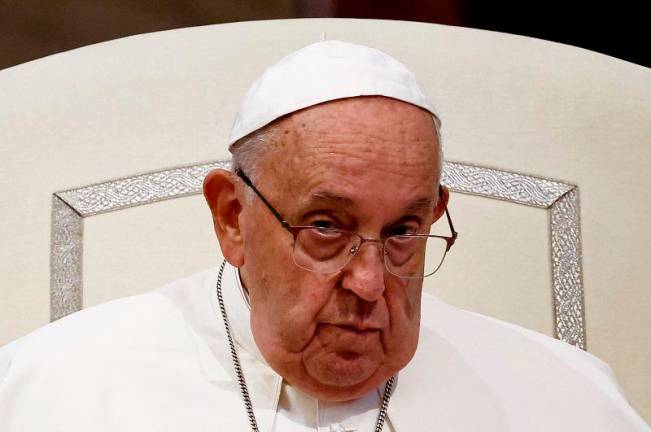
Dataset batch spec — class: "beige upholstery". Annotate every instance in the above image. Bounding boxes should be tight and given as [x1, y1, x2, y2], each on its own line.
[0, 19, 649, 421]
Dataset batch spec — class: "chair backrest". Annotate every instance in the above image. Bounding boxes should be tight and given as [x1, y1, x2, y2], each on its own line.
[1, 18, 649, 421]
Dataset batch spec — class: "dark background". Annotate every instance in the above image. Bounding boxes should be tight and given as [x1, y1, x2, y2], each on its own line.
[0, 0, 648, 71]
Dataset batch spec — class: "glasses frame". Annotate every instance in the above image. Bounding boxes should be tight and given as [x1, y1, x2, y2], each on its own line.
[235, 168, 458, 278]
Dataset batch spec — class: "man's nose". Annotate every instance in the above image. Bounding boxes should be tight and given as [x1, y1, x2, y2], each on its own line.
[341, 241, 386, 302]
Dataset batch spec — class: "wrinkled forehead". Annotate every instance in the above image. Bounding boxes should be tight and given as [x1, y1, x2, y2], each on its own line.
[260, 97, 441, 198]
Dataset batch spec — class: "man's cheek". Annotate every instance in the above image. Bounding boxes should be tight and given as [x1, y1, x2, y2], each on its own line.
[275, 319, 319, 352]
[385, 283, 419, 324]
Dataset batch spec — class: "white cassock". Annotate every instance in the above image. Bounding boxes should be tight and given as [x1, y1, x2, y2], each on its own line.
[0, 262, 649, 431]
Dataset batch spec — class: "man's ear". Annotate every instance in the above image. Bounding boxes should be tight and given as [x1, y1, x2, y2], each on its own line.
[203, 169, 245, 267]
[433, 185, 450, 221]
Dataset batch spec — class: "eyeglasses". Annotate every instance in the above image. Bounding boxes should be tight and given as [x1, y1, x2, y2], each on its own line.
[236, 169, 458, 279]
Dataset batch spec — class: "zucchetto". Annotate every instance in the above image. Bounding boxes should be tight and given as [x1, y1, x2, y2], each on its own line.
[229, 40, 439, 148]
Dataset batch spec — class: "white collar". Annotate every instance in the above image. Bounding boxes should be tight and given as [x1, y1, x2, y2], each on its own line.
[227, 264, 269, 366]
[205, 262, 282, 432]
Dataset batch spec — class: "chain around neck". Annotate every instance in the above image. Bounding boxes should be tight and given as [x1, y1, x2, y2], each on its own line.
[214, 260, 396, 432]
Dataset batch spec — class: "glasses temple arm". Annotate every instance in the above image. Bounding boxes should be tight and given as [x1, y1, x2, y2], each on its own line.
[439, 185, 458, 240]
[235, 169, 291, 230]
[445, 208, 458, 240]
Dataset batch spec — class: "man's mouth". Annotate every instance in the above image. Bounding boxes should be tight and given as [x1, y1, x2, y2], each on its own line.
[318, 322, 383, 340]
[335, 324, 379, 334]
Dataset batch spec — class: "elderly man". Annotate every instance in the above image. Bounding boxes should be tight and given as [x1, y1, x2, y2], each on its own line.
[0, 41, 649, 431]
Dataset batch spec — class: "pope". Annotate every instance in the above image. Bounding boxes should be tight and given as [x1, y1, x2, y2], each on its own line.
[0, 40, 649, 431]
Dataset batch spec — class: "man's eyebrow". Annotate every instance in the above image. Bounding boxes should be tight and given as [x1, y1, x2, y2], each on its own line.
[307, 191, 355, 207]
[404, 197, 435, 213]
[305, 193, 434, 213]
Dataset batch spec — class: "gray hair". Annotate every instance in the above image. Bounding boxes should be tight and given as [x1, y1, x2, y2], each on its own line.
[230, 124, 280, 202]
[431, 116, 443, 185]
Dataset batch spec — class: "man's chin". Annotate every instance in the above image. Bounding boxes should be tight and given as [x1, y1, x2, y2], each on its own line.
[305, 351, 381, 390]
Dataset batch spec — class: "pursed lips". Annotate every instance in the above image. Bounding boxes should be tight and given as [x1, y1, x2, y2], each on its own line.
[325, 321, 383, 333]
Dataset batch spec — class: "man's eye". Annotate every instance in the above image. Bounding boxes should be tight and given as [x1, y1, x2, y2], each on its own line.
[311, 219, 336, 229]
[390, 225, 418, 236]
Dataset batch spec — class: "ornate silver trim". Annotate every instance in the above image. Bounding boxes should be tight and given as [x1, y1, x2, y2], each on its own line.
[441, 161, 585, 349]
[441, 161, 574, 208]
[50, 159, 585, 348]
[549, 189, 585, 349]
[50, 160, 229, 322]
[50, 195, 84, 321]
[56, 162, 229, 216]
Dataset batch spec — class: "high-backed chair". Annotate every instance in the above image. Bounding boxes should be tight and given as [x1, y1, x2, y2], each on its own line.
[1, 19, 649, 422]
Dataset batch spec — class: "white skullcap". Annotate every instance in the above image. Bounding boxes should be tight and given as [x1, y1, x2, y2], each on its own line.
[228, 40, 439, 148]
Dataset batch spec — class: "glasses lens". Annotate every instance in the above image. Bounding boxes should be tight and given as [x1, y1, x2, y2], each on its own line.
[293, 227, 357, 273]
[384, 235, 448, 278]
